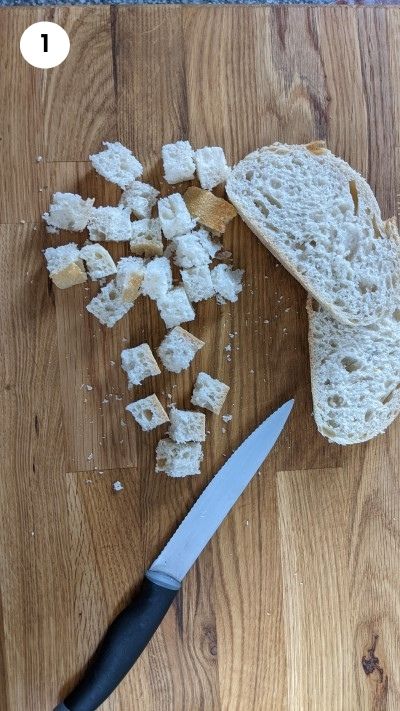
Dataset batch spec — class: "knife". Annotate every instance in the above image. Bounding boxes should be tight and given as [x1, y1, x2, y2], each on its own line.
[55, 399, 294, 711]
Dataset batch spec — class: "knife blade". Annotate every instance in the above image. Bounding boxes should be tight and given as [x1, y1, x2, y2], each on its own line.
[56, 399, 294, 711]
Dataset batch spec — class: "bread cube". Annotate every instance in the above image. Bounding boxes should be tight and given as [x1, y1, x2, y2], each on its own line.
[88, 206, 132, 242]
[80, 244, 117, 280]
[155, 439, 203, 477]
[130, 218, 163, 257]
[195, 228, 222, 258]
[121, 343, 161, 387]
[211, 264, 244, 304]
[181, 265, 215, 302]
[169, 408, 206, 443]
[116, 257, 145, 302]
[158, 193, 195, 240]
[126, 394, 169, 432]
[86, 280, 134, 327]
[162, 141, 195, 184]
[191, 372, 230, 414]
[173, 233, 211, 269]
[141, 257, 172, 300]
[90, 141, 143, 189]
[157, 326, 204, 373]
[44, 243, 87, 289]
[184, 186, 237, 234]
[157, 286, 195, 329]
[120, 181, 159, 219]
[194, 147, 230, 190]
[43, 192, 94, 234]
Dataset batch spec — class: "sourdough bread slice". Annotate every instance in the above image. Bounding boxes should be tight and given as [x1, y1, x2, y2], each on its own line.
[307, 294, 400, 445]
[226, 142, 400, 325]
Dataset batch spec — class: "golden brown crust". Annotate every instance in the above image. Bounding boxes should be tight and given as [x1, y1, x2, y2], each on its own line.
[174, 326, 205, 349]
[130, 240, 163, 257]
[183, 186, 237, 234]
[305, 140, 327, 155]
[51, 261, 87, 289]
[121, 273, 144, 302]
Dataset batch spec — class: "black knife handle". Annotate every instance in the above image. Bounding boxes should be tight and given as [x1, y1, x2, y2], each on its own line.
[57, 575, 180, 711]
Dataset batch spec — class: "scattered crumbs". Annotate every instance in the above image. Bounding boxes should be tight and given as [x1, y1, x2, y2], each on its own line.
[275, 263, 279, 268]
[115, 396, 123, 401]
[102, 398, 109, 404]
[222, 427, 226, 434]
[266, 611, 271, 616]
[84, 287, 89, 292]
[229, 332, 235, 339]
[264, 320, 269, 324]
[98, 471, 104, 475]
[36, 155, 43, 162]
[87, 452, 93, 461]
[206, 430, 211, 435]
[285, 307, 291, 313]
[85, 479, 93, 485]
[20, 219, 26, 225]
[113, 480, 124, 492]
[224, 344, 232, 352]
[264, 275, 269, 279]
[120, 419, 127, 428]
[84, 398, 87, 403]
[172, 384, 177, 389]
[122, 337, 128, 343]
[300, 582, 304, 586]
[226, 355, 232, 362]
[245, 520, 249, 526]
[31, 531, 35, 537]
[110, 360, 116, 366]
[249, 369, 254, 374]
[222, 415, 232, 422]
[119, 439, 124, 444]
[167, 393, 172, 400]
[236, 346, 240, 351]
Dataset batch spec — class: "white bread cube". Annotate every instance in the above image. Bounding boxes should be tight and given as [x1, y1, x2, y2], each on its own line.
[162, 141, 195, 184]
[155, 439, 203, 477]
[194, 147, 230, 190]
[158, 193, 195, 240]
[141, 257, 172, 300]
[80, 244, 117, 280]
[211, 264, 244, 304]
[169, 408, 206, 443]
[130, 218, 163, 257]
[181, 265, 215, 302]
[157, 326, 204, 373]
[121, 343, 161, 387]
[44, 243, 87, 289]
[43, 193, 94, 234]
[156, 286, 195, 329]
[120, 181, 159, 219]
[88, 206, 132, 242]
[173, 233, 211, 269]
[90, 141, 143, 189]
[86, 280, 134, 327]
[191, 372, 230, 414]
[195, 228, 222, 258]
[126, 394, 169, 432]
[116, 257, 145, 302]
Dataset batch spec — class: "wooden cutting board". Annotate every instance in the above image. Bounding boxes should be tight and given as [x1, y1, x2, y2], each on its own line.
[1, 6, 400, 710]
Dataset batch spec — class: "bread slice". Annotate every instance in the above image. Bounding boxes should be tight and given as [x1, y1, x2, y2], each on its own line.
[226, 142, 400, 326]
[307, 295, 400, 444]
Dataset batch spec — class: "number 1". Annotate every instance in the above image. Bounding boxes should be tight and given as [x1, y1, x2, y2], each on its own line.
[41, 34, 48, 52]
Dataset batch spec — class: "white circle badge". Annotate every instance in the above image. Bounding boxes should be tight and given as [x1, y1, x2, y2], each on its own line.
[20, 22, 70, 69]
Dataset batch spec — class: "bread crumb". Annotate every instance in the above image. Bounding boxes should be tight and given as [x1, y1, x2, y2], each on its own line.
[102, 398, 109, 404]
[264, 320, 269, 324]
[229, 333, 235, 339]
[85, 479, 93, 485]
[222, 415, 232, 422]
[249, 369, 254, 374]
[222, 427, 226, 434]
[224, 344, 232, 352]
[36, 156, 43, 162]
[113, 480, 124, 492]
[31, 531, 35, 537]
[87, 452, 94, 461]
[110, 360, 115, 366]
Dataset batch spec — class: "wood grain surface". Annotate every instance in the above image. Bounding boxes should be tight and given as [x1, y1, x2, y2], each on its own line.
[0, 6, 399, 710]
